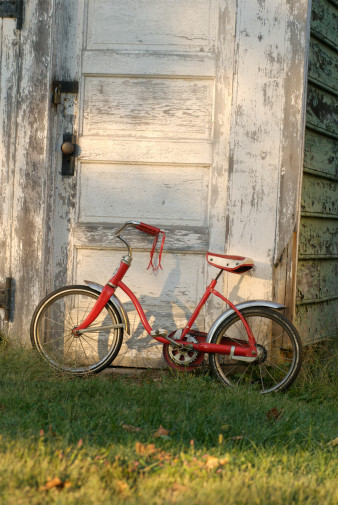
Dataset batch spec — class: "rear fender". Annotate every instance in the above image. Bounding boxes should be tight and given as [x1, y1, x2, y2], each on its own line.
[84, 280, 130, 335]
[206, 300, 286, 344]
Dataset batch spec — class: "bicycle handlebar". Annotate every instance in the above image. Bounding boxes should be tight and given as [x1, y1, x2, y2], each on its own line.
[136, 222, 161, 235]
[115, 221, 166, 270]
[115, 221, 162, 237]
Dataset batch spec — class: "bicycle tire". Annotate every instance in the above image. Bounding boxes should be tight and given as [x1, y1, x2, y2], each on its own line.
[30, 285, 124, 375]
[209, 306, 302, 393]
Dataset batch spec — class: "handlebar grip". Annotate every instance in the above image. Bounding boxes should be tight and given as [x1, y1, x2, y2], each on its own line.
[136, 222, 161, 235]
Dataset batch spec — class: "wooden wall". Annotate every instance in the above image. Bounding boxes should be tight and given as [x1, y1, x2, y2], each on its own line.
[295, 0, 338, 343]
[0, 1, 55, 338]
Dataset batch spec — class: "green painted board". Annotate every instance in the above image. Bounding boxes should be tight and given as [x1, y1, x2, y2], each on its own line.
[304, 129, 337, 179]
[295, 299, 338, 343]
[298, 217, 338, 257]
[311, 0, 338, 48]
[308, 38, 338, 92]
[296, 259, 337, 302]
[301, 173, 338, 216]
[306, 85, 338, 135]
[297, 0, 338, 346]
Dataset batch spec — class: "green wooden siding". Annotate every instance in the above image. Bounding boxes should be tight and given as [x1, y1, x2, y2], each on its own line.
[295, 0, 338, 344]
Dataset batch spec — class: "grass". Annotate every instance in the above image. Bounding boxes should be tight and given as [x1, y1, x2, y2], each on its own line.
[0, 342, 337, 505]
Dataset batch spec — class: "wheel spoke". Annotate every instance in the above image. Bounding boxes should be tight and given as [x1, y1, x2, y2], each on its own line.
[43, 315, 69, 329]
[236, 363, 253, 385]
[268, 354, 293, 362]
[78, 335, 99, 355]
[78, 338, 91, 364]
[78, 331, 104, 343]
[260, 363, 279, 384]
[44, 333, 74, 345]
[255, 364, 264, 389]
[46, 304, 75, 329]
[79, 297, 94, 326]
[265, 358, 290, 374]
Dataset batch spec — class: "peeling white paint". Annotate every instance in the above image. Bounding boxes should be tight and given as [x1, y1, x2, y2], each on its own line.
[0, 0, 310, 349]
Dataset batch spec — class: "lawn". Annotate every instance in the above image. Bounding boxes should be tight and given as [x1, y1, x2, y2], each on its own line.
[0, 343, 337, 505]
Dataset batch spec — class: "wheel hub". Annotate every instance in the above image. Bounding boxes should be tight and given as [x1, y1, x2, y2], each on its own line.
[71, 327, 81, 338]
[255, 343, 268, 363]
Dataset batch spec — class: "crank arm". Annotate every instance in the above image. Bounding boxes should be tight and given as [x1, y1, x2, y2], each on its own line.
[150, 329, 194, 350]
[164, 335, 194, 350]
[76, 324, 125, 335]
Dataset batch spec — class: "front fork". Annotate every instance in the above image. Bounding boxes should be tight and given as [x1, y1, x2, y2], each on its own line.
[73, 258, 131, 335]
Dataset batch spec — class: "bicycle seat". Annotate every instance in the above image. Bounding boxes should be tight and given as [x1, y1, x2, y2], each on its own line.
[206, 253, 254, 273]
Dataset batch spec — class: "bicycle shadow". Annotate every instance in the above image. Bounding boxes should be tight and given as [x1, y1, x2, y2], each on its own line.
[114, 257, 249, 367]
[113, 255, 197, 365]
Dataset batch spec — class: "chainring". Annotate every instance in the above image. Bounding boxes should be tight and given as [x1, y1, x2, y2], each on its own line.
[162, 331, 206, 372]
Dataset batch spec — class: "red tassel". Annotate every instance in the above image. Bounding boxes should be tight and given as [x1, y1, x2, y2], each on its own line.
[147, 231, 166, 271]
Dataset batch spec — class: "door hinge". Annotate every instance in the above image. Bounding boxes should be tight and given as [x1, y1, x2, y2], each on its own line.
[0, 277, 13, 322]
[52, 80, 79, 106]
[0, 0, 24, 29]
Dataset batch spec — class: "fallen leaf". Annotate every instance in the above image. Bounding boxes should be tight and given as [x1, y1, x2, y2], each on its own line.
[39, 477, 71, 491]
[135, 442, 156, 456]
[204, 456, 220, 470]
[154, 425, 169, 438]
[115, 480, 130, 495]
[266, 408, 283, 421]
[327, 437, 338, 447]
[122, 424, 141, 433]
[204, 455, 229, 470]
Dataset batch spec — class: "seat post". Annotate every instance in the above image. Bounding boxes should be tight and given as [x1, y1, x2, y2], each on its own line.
[215, 269, 223, 282]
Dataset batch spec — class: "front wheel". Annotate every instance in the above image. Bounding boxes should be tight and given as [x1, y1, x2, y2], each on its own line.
[30, 285, 124, 375]
[209, 307, 302, 393]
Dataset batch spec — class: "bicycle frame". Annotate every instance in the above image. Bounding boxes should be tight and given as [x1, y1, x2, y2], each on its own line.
[74, 225, 258, 361]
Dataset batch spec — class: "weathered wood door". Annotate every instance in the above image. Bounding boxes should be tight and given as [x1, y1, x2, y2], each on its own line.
[51, 0, 236, 367]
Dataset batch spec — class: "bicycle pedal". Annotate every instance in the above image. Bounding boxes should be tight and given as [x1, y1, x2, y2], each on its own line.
[150, 328, 168, 338]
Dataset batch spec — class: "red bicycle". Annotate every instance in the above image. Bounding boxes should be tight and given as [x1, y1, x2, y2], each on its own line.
[31, 221, 302, 393]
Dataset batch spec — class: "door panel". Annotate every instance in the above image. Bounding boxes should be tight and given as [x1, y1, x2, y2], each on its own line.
[78, 164, 209, 225]
[86, 0, 216, 51]
[83, 77, 214, 138]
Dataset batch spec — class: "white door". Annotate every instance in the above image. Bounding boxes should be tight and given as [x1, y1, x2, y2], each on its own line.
[50, 0, 236, 367]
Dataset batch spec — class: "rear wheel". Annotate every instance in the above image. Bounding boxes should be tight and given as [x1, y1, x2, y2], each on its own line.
[30, 285, 124, 375]
[209, 307, 302, 393]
